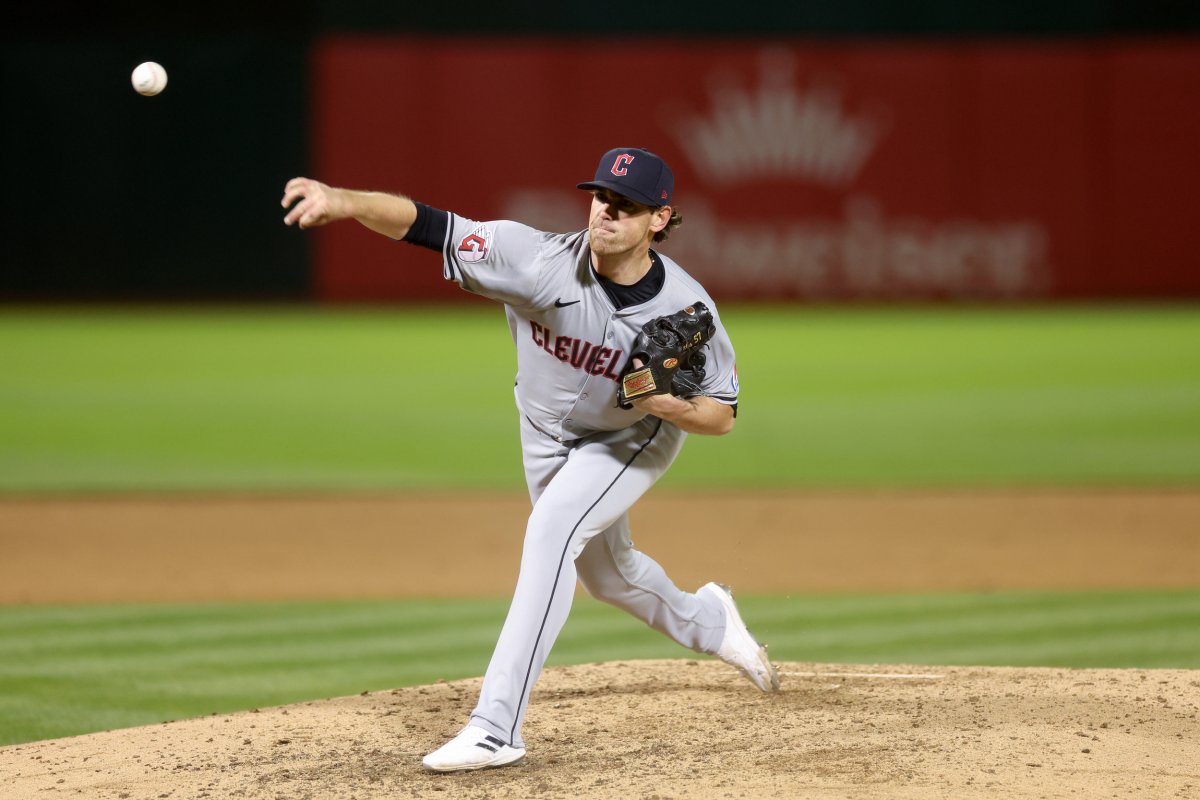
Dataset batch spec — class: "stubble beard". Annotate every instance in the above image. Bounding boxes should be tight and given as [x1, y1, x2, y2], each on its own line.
[588, 221, 643, 259]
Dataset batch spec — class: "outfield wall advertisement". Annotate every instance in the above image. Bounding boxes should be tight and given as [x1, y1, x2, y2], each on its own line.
[312, 38, 1200, 301]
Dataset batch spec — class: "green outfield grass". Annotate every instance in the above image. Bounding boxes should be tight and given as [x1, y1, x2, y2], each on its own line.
[1, 304, 1198, 491]
[1, 590, 1197, 746]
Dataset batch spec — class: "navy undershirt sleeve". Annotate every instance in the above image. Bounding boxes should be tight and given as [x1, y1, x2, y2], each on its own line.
[401, 202, 450, 251]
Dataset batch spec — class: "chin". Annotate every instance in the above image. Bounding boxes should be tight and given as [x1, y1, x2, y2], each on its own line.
[588, 233, 620, 255]
[591, 242, 631, 258]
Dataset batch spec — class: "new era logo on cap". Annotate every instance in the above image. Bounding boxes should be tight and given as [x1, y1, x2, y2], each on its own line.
[577, 147, 674, 207]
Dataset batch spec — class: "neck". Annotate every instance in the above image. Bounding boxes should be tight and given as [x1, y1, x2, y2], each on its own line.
[590, 246, 652, 286]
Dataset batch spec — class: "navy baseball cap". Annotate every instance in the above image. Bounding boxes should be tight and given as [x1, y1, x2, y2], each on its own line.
[577, 147, 674, 207]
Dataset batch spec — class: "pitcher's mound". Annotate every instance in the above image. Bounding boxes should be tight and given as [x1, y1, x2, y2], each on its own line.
[2, 660, 1196, 799]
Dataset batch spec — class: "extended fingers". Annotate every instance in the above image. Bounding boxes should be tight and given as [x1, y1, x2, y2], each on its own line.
[281, 177, 312, 209]
[281, 178, 310, 225]
[281, 178, 327, 228]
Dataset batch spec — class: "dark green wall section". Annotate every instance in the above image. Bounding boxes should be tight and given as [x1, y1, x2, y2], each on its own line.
[1, 37, 308, 300]
[313, 0, 1200, 36]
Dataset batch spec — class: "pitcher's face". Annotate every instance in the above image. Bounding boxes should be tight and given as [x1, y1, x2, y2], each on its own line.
[587, 189, 667, 256]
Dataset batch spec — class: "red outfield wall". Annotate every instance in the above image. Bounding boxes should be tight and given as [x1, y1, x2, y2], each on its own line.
[312, 38, 1200, 301]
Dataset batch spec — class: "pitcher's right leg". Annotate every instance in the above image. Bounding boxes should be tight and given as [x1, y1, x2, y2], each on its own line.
[575, 517, 725, 655]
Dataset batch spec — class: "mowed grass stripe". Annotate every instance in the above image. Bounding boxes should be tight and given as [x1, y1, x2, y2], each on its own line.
[0, 602, 508, 652]
[675, 304, 1200, 487]
[0, 619, 501, 745]
[6, 592, 1198, 664]
[3, 305, 1199, 490]
[742, 590, 1200, 629]
[735, 591, 1200, 669]
[0, 628, 503, 677]
[4, 590, 1198, 745]
[0, 308, 520, 491]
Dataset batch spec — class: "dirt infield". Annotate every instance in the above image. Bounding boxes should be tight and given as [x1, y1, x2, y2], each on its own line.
[2, 489, 1198, 603]
[2, 661, 1197, 799]
[1, 489, 1198, 799]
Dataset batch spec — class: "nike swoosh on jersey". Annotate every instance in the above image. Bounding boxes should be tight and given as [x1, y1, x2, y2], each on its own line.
[554, 298, 581, 308]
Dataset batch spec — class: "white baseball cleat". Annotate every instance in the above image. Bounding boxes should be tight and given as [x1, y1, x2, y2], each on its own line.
[701, 582, 781, 692]
[421, 724, 526, 773]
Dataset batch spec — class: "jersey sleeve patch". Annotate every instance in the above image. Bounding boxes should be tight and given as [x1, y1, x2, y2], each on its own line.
[456, 223, 494, 263]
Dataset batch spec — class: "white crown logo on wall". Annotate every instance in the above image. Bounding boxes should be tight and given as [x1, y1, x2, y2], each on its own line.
[669, 51, 888, 188]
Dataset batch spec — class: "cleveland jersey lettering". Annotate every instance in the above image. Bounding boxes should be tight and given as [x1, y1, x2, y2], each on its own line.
[529, 321, 624, 381]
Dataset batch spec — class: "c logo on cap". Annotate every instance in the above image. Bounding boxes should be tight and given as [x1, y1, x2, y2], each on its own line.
[610, 153, 635, 176]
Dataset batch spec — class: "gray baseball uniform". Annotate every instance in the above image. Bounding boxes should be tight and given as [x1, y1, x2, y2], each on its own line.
[428, 213, 740, 748]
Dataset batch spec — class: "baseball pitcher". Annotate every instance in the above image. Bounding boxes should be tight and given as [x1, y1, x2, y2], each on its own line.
[281, 147, 779, 773]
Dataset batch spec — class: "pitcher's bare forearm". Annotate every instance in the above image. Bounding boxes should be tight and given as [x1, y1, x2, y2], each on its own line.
[281, 177, 418, 240]
[631, 394, 735, 436]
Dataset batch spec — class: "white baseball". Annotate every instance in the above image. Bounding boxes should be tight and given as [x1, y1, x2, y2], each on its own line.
[131, 62, 168, 96]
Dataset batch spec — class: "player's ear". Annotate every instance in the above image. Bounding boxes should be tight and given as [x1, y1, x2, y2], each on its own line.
[649, 205, 672, 233]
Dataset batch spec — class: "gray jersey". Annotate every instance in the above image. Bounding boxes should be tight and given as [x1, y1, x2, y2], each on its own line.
[440, 215, 740, 440]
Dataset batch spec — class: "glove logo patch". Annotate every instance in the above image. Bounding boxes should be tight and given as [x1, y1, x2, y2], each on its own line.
[663, 358, 678, 369]
[622, 369, 657, 398]
[457, 224, 494, 263]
